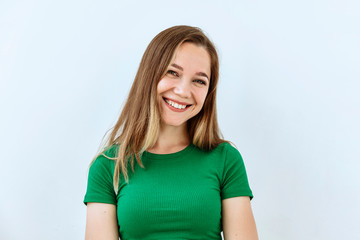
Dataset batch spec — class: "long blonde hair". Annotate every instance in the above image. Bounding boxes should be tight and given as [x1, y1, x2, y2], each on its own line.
[92, 25, 227, 193]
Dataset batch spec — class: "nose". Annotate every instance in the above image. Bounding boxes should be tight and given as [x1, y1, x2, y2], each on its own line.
[173, 78, 191, 99]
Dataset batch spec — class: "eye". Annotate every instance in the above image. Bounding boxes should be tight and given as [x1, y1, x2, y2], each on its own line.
[167, 70, 178, 77]
[193, 79, 207, 85]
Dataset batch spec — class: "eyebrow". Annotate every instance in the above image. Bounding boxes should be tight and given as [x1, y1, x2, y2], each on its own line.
[171, 63, 210, 80]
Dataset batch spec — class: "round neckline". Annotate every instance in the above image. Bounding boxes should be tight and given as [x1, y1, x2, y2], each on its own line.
[143, 143, 195, 160]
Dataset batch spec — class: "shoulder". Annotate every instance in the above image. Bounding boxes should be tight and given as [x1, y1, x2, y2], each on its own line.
[208, 142, 247, 177]
[102, 144, 120, 158]
[191, 142, 243, 170]
[210, 142, 243, 159]
[89, 144, 120, 172]
[84, 145, 120, 205]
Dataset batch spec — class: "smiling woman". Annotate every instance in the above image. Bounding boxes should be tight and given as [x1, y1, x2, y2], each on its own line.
[83, 25, 258, 240]
[156, 42, 210, 129]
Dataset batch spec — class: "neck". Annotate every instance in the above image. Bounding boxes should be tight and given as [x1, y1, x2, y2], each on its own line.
[147, 123, 190, 154]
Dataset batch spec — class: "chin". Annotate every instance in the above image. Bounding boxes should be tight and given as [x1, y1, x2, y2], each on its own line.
[161, 119, 187, 128]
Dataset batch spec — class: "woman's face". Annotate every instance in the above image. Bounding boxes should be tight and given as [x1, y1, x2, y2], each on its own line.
[157, 42, 211, 128]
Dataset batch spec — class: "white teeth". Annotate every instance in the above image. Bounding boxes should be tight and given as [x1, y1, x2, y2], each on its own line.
[165, 99, 187, 109]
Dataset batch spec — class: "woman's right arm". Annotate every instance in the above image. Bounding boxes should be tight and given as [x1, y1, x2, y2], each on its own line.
[85, 202, 119, 240]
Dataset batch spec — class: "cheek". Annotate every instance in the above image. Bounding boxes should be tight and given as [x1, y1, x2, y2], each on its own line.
[195, 89, 209, 106]
[157, 78, 171, 94]
[157, 79, 164, 94]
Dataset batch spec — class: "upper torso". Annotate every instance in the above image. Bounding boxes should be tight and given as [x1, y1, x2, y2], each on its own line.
[84, 142, 253, 240]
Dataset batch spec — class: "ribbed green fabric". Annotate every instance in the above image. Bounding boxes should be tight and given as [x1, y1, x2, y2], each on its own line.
[84, 142, 253, 240]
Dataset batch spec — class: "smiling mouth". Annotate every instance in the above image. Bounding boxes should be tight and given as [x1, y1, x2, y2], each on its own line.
[163, 98, 191, 110]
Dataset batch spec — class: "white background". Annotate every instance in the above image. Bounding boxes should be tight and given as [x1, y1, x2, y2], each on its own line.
[1, 0, 359, 239]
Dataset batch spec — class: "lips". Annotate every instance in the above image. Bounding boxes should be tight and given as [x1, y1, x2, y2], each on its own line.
[163, 97, 191, 106]
[163, 97, 191, 112]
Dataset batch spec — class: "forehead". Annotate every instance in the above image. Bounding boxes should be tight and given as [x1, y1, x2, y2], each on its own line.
[171, 42, 211, 75]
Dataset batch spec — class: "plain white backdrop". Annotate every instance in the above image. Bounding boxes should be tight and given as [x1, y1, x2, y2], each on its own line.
[1, 0, 359, 239]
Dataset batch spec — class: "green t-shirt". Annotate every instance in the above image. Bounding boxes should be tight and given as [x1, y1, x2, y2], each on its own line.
[84, 142, 253, 240]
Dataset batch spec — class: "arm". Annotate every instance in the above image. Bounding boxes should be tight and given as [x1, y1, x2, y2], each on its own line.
[85, 202, 119, 240]
[222, 196, 258, 240]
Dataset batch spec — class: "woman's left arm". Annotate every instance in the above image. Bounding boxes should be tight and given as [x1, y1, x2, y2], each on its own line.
[222, 196, 259, 240]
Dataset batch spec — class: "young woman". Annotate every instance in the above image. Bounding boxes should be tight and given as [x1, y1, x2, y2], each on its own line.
[84, 25, 258, 240]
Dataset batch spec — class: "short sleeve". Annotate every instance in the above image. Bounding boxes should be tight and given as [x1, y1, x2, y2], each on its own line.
[220, 145, 253, 200]
[83, 152, 117, 206]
